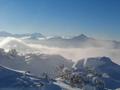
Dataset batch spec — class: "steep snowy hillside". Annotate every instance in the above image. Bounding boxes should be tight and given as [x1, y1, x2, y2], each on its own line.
[0, 51, 120, 90]
[0, 65, 110, 90]
[73, 57, 120, 89]
[0, 65, 62, 90]
[25, 54, 73, 78]
[0, 48, 27, 70]
[0, 49, 73, 78]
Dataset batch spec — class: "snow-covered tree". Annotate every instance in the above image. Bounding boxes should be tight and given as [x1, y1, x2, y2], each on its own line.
[57, 64, 106, 90]
[42, 72, 49, 80]
[92, 76, 105, 90]
[70, 72, 85, 88]
[8, 49, 18, 57]
[0, 48, 5, 55]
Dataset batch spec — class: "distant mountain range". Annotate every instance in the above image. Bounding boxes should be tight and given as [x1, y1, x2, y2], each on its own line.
[27, 33, 120, 49]
[0, 31, 120, 48]
[0, 31, 44, 39]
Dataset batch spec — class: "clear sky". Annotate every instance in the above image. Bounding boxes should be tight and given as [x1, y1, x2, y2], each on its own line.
[0, 0, 120, 40]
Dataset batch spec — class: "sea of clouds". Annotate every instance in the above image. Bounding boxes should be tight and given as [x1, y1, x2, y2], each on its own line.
[30, 44, 120, 64]
[0, 37, 120, 64]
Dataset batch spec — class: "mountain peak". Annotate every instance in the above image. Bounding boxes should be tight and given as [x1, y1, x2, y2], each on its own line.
[80, 34, 87, 37]
[0, 31, 12, 36]
[74, 56, 113, 69]
[30, 32, 44, 36]
[72, 34, 89, 40]
[99, 57, 112, 63]
[48, 36, 63, 40]
[29, 32, 44, 39]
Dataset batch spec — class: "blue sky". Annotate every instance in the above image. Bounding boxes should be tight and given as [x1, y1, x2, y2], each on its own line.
[0, 0, 120, 40]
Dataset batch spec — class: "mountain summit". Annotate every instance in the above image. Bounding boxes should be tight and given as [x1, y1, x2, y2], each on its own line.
[71, 34, 89, 41]
[0, 31, 12, 37]
[73, 57, 120, 89]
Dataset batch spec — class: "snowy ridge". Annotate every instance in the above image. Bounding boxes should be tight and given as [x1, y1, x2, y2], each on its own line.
[73, 57, 120, 89]
[0, 65, 25, 74]
[0, 55, 120, 90]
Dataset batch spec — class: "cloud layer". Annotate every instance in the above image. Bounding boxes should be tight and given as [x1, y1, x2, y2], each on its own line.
[0, 37, 120, 64]
[30, 44, 120, 64]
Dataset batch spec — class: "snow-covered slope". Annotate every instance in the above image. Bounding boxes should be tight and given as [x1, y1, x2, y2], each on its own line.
[0, 65, 62, 90]
[0, 65, 96, 90]
[25, 54, 73, 78]
[0, 49, 73, 78]
[0, 52, 120, 90]
[0, 65, 107, 90]
[73, 57, 120, 89]
[0, 48, 27, 70]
